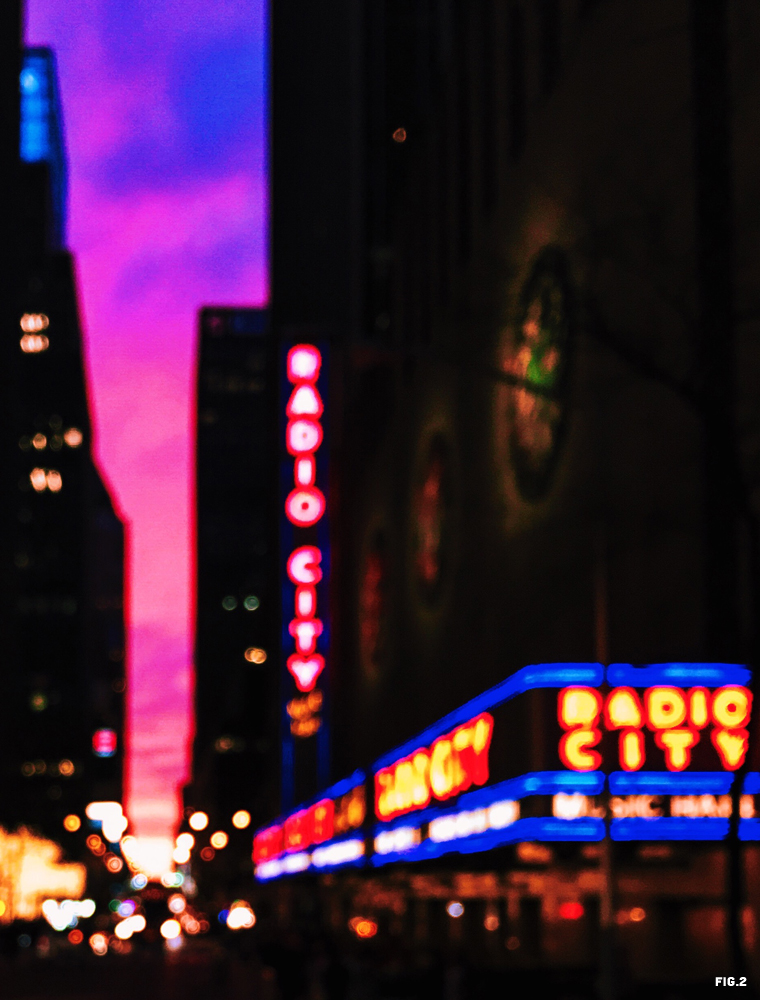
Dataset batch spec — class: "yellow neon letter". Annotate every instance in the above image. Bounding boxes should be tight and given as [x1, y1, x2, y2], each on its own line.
[656, 728, 698, 771]
[559, 729, 602, 771]
[711, 728, 749, 771]
[605, 688, 643, 729]
[558, 688, 602, 729]
[619, 729, 645, 771]
[645, 687, 687, 730]
[688, 687, 709, 728]
[711, 687, 752, 730]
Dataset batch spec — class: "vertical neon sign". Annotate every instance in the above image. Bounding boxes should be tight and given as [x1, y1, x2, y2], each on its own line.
[281, 344, 330, 808]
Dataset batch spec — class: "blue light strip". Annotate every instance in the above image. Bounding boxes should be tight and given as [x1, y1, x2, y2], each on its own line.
[371, 817, 605, 867]
[609, 771, 734, 796]
[373, 663, 603, 771]
[607, 662, 750, 688]
[455, 770, 604, 811]
[612, 817, 760, 842]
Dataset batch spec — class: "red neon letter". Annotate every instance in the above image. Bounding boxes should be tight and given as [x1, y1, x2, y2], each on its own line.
[295, 586, 316, 618]
[289, 618, 323, 655]
[287, 345, 322, 383]
[294, 456, 316, 487]
[286, 419, 323, 456]
[287, 546, 323, 585]
[286, 383, 324, 418]
[285, 487, 326, 527]
[287, 654, 325, 692]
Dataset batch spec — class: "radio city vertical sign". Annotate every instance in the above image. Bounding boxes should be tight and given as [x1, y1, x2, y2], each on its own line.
[280, 344, 331, 805]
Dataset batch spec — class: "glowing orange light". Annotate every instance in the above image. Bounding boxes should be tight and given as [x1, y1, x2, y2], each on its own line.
[286, 383, 323, 418]
[63, 427, 83, 448]
[285, 486, 326, 527]
[89, 932, 108, 956]
[558, 901, 584, 921]
[392, 127, 407, 143]
[311, 800, 335, 844]
[629, 907, 646, 922]
[712, 728, 750, 770]
[30, 468, 47, 492]
[63, 815, 80, 832]
[160, 919, 181, 940]
[244, 647, 267, 664]
[286, 418, 323, 456]
[605, 688, 642, 729]
[232, 811, 251, 830]
[32, 433, 47, 450]
[656, 729, 698, 770]
[712, 686, 752, 729]
[210, 831, 228, 850]
[68, 929, 83, 944]
[200, 846, 215, 861]
[645, 687, 687, 730]
[46, 470, 62, 492]
[287, 546, 323, 585]
[20, 313, 49, 333]
[688, 687, 710, 728]
[176, 832, 194, 850]
[619, 729, 645, 771]
[287, 345, 322, 383]
[105, 854, 124, 873]
[86, 835, 105, 856]
[558, 688, 602, 728]
[20, 333, 49, 353]
[349, 916, 378, 938]
[288, 618, 323, 655]
[287, 654, 325, 692]
[484, 913, 500, 931]
[189, 812, 208, 831]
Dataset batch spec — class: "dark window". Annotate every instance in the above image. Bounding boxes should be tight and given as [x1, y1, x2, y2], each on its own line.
[508, 4, 527, 159]
[539, 0, 561, 95]
[480, 4, 497, 210]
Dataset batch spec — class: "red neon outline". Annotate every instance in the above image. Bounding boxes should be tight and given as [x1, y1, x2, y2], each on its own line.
[557, 687, 603, 730]
[309, 799, 335, 844]
[286, 418, 323, 456]
[288, 618, 323, 655]
[655, 728, 698, 771]
[253, 824, 283, 863]
[604, 687, 643, 730]
[287, 546, 323, 585]
[294, 455, 316, 487]
[687, 687, 710, 729]
[295, 586, 317, 619]
[286, 383, 324, 419]
[287, 344, 322, 384]
[283, 809, 311, 852]
[559, 728, 602, 771]
[618, 728, 645, 771]
[644, 686, 687, 731]
[285, 487, 326, 527]
[287, 654, 325, 692]
[711, 686, 752, 730]
[711, 728, 750, 771]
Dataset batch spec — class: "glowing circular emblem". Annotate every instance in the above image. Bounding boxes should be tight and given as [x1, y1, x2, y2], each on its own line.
[501, 247, 573, 501]
[285, 487, 326, 527]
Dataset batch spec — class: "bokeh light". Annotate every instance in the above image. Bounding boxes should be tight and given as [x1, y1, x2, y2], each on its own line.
[63, 814, 80, 832]
[188, 812, 208, 831]
[160, 919, 182, 940]
[231, 810, 251, 830]
[209, 831, 228, 850]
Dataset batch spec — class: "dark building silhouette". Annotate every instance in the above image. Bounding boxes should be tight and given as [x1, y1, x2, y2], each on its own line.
[266, 0, 760, 987]
[188, 307, 279, 838]
[0, 44, 125, 841]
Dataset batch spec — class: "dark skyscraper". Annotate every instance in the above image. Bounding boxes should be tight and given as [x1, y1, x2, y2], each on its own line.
[0, 45, 125, 841]
[189, 307, 279, 835]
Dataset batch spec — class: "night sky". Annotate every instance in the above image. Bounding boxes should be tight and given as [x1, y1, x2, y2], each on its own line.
[26, 0, 268, 850]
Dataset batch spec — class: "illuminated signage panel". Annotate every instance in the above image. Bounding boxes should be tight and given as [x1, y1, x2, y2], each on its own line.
[254, 772, 366, 880]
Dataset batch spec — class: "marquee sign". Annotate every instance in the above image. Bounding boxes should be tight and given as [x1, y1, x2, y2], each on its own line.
[254, 772, 366, 880]
[256, 663, 759, 880]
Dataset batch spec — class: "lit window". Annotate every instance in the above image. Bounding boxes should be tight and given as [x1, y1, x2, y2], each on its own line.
[32, 433, 47, 450]
[64, 427, 83, 448]
[20, 333, 49, 353]
[46, 470, 62, 492]
[29, 468, 47, 492]
[244, 647, 267, 664]
[20, 313, 49, 333]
